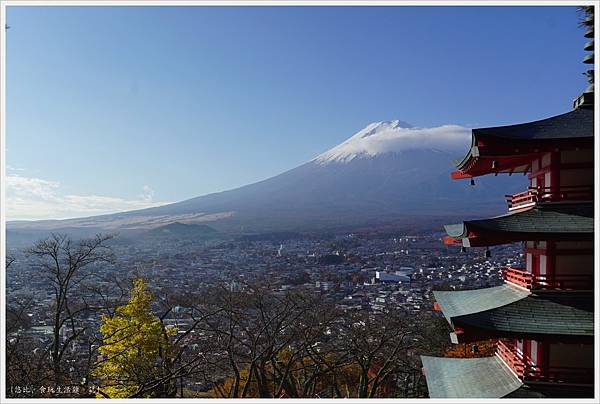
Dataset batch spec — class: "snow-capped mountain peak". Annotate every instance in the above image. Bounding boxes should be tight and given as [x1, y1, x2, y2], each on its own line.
[7, 117, 523, 235]
[314, 120, 471, 164]
[354, 119, 414, 139]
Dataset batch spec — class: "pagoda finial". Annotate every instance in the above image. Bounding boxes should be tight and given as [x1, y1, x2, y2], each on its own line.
[574, 6, 594, 109]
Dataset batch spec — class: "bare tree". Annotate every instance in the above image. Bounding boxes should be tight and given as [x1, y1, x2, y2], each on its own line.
[5, 294, 43, 394]
[6, 254, 15, 268]
[190, 283, 321, 398]
[5, 256, 50, 396]
[92, 279, 224, 398]
[25, 233, 115, 387]
[195, 283, 425, 398]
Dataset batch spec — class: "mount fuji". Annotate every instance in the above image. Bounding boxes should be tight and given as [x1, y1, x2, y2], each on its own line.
[8, 120, 526, 234]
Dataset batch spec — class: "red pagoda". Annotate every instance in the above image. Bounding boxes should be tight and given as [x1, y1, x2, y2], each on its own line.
[420, 7, 595, 399]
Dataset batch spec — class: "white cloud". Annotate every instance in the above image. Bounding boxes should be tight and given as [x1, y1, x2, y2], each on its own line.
[140, 185, 155, 202]
[5, 175, 170, 221]
[315, 120, 472, 164]
[7, 165, 26, 172]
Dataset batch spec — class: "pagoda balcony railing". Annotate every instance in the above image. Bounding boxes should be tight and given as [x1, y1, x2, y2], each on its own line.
[505, 185, 594, 211]
[502, 267, 593, 291]
[496, 340, 594, 385]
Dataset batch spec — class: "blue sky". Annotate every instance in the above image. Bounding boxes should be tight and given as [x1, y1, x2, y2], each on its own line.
[5, 5, 587, 219]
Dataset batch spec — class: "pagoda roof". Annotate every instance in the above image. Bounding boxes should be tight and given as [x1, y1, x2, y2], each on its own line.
[453, 292, 594, 337]
[420, 355, 522, 398]
[472, 108, 593, 141]
[452, 108, 594, 178]
[433, 284, 529, 323]
[434, 286, 594, 338]
[444, 203, 593, 246]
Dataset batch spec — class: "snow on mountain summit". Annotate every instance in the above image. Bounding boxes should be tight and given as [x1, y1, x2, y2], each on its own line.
[314, 120, 471, 164]
[355, 119, 414, 138]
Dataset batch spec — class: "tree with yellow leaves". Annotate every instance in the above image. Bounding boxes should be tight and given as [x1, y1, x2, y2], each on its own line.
[94, 279, 178, 398]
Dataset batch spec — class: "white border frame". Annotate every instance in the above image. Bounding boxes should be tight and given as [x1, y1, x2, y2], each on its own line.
[0, 1, 598, 403]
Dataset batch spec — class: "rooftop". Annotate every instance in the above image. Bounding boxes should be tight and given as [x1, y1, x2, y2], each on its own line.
[452, 108, 594, 178]
[471, 108, 593, 141]
[454, 292, 594, 337]
[434, 286, 593, 338]
[444, 203, 593, 246]
[433, 284, 528, 323]
[421, 355, 522, 398]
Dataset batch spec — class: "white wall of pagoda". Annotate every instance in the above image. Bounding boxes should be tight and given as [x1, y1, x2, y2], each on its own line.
[528, 149, 593, 199]
[505, 338, 594, 383]
[521, 240, 593, 289]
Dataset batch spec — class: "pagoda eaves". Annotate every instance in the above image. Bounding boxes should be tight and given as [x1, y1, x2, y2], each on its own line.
[443, 203, 593, 247]
[452, 108, 593, 179]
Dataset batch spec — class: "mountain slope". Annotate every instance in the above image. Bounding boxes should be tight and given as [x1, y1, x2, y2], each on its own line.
[8, 120, 526, 233]
[148, 222, 217, 237]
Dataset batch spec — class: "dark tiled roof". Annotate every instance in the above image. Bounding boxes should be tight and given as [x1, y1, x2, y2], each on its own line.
[453, 109, 593, 174]
[433, 285, 529, 323]
[420, 355, 522, 398]
[472, 108, 594, 140]
[454, 292, 594, 337]
[444, 203, 594, 239]
[435, 285, 593, 337]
